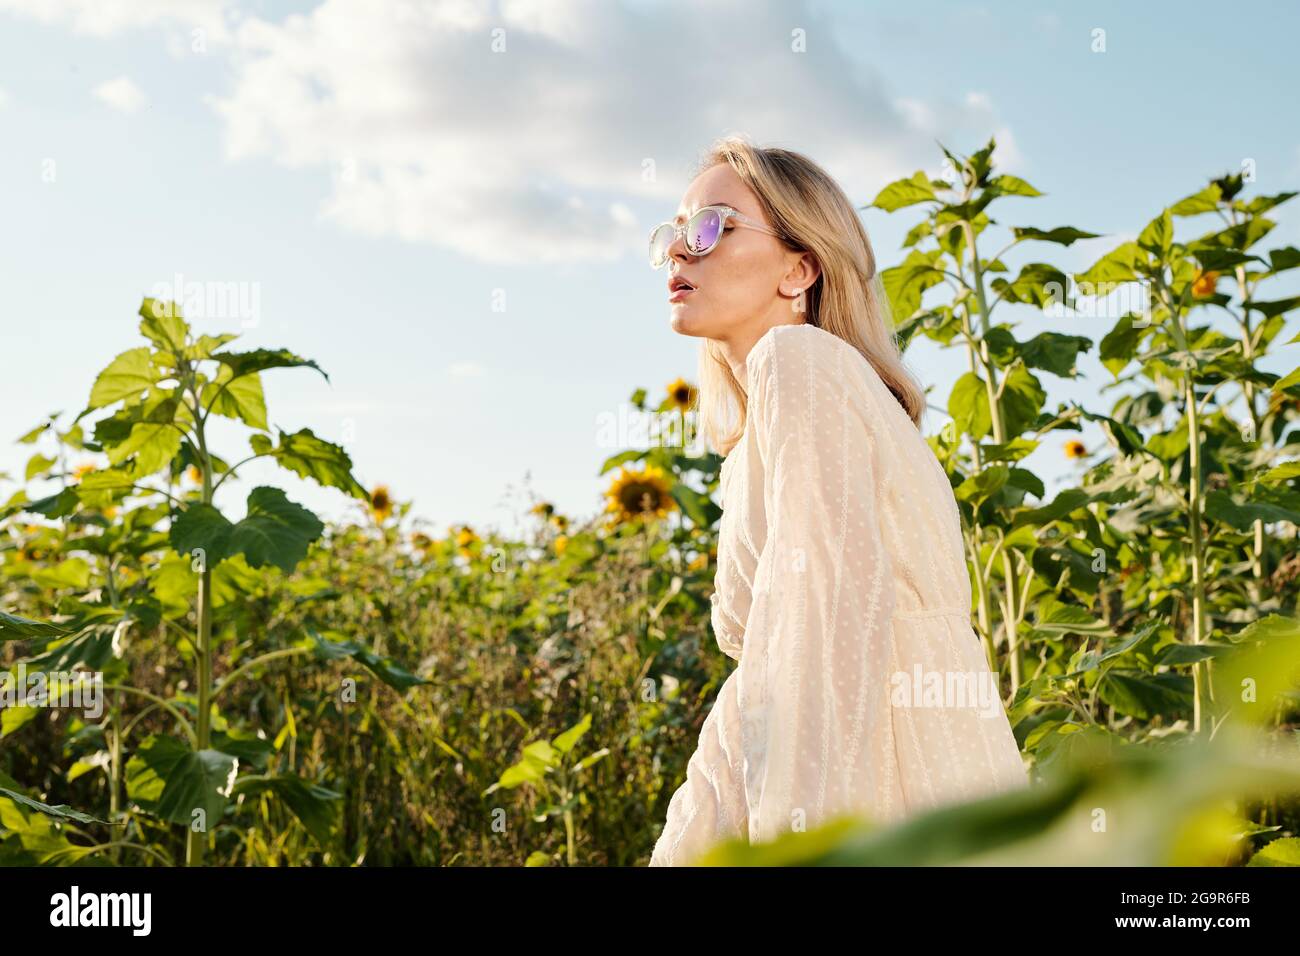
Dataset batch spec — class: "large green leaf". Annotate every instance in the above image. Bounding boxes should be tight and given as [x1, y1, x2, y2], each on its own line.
[250, 428, 367, 499]
[948, 372, 992, 439]
[990, 263, 1069, 309]
[1205, 488, 1300, 529]
[1075, 241, 1145, 284]
[211, 348, 328, 382]
[231, 775, 341, 846]
[870, 171, 937, 212]
[87, 347, 157, 410]
[170, 487, 323, 574]
[206, 366, 268, 431]
[125, 735, 238, 828]
[1098, 671, 1193, 720]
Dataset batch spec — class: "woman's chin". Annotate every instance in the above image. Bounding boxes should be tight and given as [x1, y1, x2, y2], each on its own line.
[669, 307, 711, 338]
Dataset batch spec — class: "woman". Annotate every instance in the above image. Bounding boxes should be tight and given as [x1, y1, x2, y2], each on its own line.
[647, 137, 1028, 867]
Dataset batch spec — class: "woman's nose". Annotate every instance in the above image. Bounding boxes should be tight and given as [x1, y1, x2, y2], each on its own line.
[668, 233, 694, 265]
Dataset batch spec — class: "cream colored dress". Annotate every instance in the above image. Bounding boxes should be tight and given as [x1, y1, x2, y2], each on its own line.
[649, 322, 1028, 866]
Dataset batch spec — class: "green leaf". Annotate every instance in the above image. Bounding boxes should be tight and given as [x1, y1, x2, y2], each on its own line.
[125, 736, 238, 828]
[0, 787, 112, 825]
[1000, 365, 1047, 437]
[206, 366, 268, 431]
[1019, 332, 1092, 378]
[990, 263, 1070, 309]
[1075, 241, 1145, 284]
[211, 349, 329, 383]
[87, 347, 157, 410]
[1205, 488, 1300, 529]
[1249, 837, 1300, 867]
[985, 174, 1041, 198]
[881, 249, 946, 322]
[18, 487, 80, 519]
[1013, 488, 1092, 529]
[870, 171, 937, 212]
[171, 487, 324, 574]
[598, 449, 647, 475]
[23, 453, 55, 481]
[1009, 226, 1099, 246]
[231, 488, 323, 572]
[1077, 408, 1147, 457]
[1243, 296, 1300, 320]
[955, 465, 1009, 507]
[107, 422, 181, 477]
[1137, 208, 1172, 257]
[1098, 671, 1193, 720]
[305, 627, 428, 691]
[1169, 183, 1222, 216]
[231, 775, 341, 846]
[670, 483, 721, 529]
[138, 299, 190, 353]
[948, 373, 992, 440]
[551, 713, 592, 755]
[0, 610, 70, 642]
[256, 428, 367, 500]
[1216, 616, 1300, 726]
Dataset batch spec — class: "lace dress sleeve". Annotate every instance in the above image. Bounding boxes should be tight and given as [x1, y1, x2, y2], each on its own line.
[736, 327, 900, 845]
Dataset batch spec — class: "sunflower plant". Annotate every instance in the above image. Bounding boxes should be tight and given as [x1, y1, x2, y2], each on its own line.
[0, 299, 424, 865]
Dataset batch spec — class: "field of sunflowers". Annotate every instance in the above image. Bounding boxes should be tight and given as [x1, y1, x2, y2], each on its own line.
[2, 140, 1299, 866]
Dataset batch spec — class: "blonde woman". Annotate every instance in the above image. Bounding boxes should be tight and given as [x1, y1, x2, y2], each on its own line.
[648, 137, 1028, 867]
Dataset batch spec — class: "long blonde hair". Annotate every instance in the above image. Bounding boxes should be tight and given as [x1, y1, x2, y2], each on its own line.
[692, 136, 926, 456]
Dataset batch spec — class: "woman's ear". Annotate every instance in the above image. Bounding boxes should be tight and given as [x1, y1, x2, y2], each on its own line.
[781, 252, 821, 298]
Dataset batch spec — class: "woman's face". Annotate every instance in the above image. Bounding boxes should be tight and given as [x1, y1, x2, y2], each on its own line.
[664, 163, 818, 343]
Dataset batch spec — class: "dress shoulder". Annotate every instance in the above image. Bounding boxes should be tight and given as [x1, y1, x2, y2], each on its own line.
[746, 323, 830, 391]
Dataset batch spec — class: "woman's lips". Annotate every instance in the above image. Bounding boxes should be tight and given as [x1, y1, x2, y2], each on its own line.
[668, 287, 696, 303]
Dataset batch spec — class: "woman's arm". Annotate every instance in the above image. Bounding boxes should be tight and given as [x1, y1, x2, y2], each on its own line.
[648, 668, 748, 866]
[736, 327, 900, 846]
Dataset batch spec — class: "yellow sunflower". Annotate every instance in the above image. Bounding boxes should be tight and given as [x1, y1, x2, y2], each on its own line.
[604, 464, 676, 524]
[1191, 269, 1220, 298]
[665, 377, 698, 413]
[410, 531, 433, 553]
[370, 485, 393, 523]
[451, 525, 481, 558]
[552, 513, 570, 532]
[554, 534, 569, 555]
[530, 501, 555, 519]
[72, 462, 96, 482]
[186, 464, 203, 485]
[687, 552, 708, 572]
[1064, 440, 1087, 459]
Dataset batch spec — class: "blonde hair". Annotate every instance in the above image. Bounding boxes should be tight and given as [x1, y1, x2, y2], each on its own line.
[692, 135, 926, 456]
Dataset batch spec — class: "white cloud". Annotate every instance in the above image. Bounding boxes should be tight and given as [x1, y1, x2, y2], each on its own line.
[3, 0, 1025, 265]
[895, 88, 1025, 177]
[0, 0, 232, 39]
[448, 361, 486, 379]
[203, 0, 954, 264]
[0, 87, 9, 109]
[92, 76, 146, 113]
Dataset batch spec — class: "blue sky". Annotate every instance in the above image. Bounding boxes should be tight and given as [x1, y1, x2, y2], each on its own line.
[2, 0, 1297, 536]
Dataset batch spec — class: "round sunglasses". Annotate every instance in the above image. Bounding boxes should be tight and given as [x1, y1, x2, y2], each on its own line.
[648, 204, 782, 269]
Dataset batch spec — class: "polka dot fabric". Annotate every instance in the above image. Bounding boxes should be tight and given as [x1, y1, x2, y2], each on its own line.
[649, 323, 1027, 866]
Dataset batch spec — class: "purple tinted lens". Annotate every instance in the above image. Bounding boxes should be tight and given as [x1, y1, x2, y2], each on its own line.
[687, 208, 722, 253]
